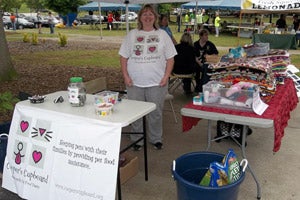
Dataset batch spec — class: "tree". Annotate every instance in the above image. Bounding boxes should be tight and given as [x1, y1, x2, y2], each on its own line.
[24, 0, 44, 12]
[0, 0, 23, 12]
[0, 11, 17, 81]
[42, 0, 87, 26]
[42, 0, 87, 15]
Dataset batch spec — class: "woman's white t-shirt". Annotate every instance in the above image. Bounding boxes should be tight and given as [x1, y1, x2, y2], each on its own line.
[119, 29, 177, 87]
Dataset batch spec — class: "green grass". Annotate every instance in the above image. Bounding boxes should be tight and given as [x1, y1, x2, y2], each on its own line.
[5, 22, 300, 72]
[13, 49, 120, 68]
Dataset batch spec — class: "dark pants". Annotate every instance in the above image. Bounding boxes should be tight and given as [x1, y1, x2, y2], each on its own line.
[195, 63, 211, 92]
[49, 24, 54, 34]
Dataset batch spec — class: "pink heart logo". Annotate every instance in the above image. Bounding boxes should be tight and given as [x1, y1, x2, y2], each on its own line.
[137, 37, 143, 42]
[32, 151, 42, 163]
[20, 121, 29, 132]
[149, 46, 156, 52]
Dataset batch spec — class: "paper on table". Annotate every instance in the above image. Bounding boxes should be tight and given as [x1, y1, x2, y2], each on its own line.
[252, 90, 268, 115]
[287, 64, 300, 73]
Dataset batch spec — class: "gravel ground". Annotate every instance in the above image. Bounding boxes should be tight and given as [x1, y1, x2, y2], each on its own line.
[0, 38, 125, 123]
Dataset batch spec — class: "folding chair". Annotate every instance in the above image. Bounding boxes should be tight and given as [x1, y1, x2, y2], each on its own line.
[168, 73, 195, 94]
[84, 77, 107, 94]
[164, 93, 178, 123]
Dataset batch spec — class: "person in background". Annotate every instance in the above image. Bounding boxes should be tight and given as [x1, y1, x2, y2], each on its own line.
[173, 32, 197, 95]
[214, 11, 221, 37]
[202, 10, 209, 24]
[292, 14, 299, 31]
[184, 12, 189, 29]
[196, 9, 203, 33]
[293, 14, 300, 47]
[36, 12, 42, 34]
[254, 17, 261, 26]
[114, 11, 120, 30]
[276, 14, 287, 31]
[119, 4, 177, 151]
[190, 10, 195, 26]
[10, 13, 16, 31]
[159, 14, 177, 44]
[48, 12, 55, 34]
[194, 29, 218, 92]
[107, 11, 114, 31]
[176, 12, 181, 32]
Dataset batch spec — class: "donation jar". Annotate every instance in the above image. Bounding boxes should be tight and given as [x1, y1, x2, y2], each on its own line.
[68, 77, 86, 106]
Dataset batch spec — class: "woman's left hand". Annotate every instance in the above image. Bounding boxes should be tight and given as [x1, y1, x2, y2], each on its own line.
[160, 77, 169, 87]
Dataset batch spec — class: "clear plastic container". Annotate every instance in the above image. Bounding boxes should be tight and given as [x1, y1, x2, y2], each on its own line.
[68, 77, 86, 107]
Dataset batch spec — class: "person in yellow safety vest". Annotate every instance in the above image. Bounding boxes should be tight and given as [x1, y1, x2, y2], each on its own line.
[184, 13, 190, 29]
[214, 11, 221, 37]
[196, 9, 204, 32]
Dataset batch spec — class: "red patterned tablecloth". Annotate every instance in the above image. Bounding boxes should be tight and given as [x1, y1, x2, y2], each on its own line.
[182, 78, 299, 152]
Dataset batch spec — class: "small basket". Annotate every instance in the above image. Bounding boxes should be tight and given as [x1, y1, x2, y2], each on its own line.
[28, 95, 46, 104]
[95, 103, 114, 116]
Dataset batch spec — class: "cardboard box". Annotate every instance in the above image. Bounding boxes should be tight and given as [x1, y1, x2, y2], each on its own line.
[119, 153, 139, 184]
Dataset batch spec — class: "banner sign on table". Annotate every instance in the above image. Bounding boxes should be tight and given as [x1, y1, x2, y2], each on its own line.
[2, 105, 122, 200]
[241, 0, 300, 12]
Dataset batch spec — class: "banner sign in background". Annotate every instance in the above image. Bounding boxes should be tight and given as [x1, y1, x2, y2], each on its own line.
[2, 105, 122, 200]
[241, 0, 300, 11]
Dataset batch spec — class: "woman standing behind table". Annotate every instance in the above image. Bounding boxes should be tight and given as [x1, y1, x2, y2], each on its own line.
[194, 29, 219, 93]
[173, 32, 197, 95]
[119, 4, 177, 151]
[159, 14, 177, 44]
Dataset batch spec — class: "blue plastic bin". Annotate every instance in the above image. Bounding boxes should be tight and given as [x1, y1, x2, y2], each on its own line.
[0, 122, 10, 172]
[172, 151, 245, 200]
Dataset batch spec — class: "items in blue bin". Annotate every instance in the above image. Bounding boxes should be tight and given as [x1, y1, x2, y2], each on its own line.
[199, 149, 240, 187]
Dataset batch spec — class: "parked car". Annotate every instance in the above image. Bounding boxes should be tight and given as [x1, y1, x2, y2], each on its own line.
[43, 16, 60, 27]
[4, 17, 35, 29]
[2, 16, 11, 29]
[120, 12, 137, 21]
[77, 15, 104, 25]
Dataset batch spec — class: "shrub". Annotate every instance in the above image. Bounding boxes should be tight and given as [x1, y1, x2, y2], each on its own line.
[23, 33, 30, 43]
[58, 33, 67, 47]
[31, 33, 38, 45]
[0, 92, 19, 114]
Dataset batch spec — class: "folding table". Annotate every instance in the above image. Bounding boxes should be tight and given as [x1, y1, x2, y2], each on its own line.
[181, 78, 298, 199]
[2, 91, 156, 200]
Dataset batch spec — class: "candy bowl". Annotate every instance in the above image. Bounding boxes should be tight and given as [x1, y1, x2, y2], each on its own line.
[28, 95, 46, 104]
[95, 103, 114, 116]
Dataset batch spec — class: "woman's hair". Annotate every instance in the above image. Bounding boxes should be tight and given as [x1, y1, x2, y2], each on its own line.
[137, 4, 159, 30]
[180, 32, 193, 46]
[199, 29, 209, 37]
